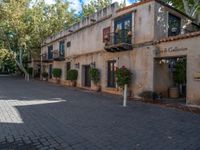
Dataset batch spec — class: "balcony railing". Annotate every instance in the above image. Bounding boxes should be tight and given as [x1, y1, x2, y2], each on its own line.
[169, 26, 200, 37]
[53, 50, 65, 61]
[104, 29, 132, 52]
[41, 53, 53, 63]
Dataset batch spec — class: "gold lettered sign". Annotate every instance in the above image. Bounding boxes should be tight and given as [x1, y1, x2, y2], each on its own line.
[160, 47, 188, 54]
[194, 72, 200, 80]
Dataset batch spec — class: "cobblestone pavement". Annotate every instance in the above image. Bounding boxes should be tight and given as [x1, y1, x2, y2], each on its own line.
[0, 76, 200, 150]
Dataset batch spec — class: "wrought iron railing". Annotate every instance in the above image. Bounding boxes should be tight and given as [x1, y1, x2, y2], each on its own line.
[53, 50, 65, 61]
[105, 29, 132, 46]
[41, 53, 48, 61]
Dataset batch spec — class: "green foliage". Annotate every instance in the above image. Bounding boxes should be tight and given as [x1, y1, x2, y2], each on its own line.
[161, 0, 200, 17]
[135, 0, 200, 17]
[173, 59, 186, 84]
[89, 68, 100, 84]
[115, 66, 132, 88]
[67, 69, 78, 81]
[52, 68, 62, 78]
[82, 0, 112, 17]
[0, 49, 16, 73]
[42, 72, 48, 78]
[27, 67, 33, 75]
[139, 91, 158, 100]
[0, 0, 77, 63]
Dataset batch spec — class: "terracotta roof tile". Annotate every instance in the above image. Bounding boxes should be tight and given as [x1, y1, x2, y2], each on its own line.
[154, 31, 200, 44]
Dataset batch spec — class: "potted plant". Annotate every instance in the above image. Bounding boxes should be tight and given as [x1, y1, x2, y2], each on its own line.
[52, 68, 62, 84]
[172, 59, 186, 97]
[67, 69, 78, 87]
[89, 68, 101, 91]
[42, 72, 48, 81]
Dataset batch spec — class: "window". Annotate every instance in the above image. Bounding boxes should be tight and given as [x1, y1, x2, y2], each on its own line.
[59, 41, 65, 57]
[168, 13, 181, 36]
[67, 41, 71, 47]
[49, 64, 52, 79]
[48, 45, 53, 59]
[114, 13, 132, 44]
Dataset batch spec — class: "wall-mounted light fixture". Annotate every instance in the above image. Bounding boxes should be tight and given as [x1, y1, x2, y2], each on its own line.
[90, 62, 96, 68]
[75, 63, 80, 69]
[68, 29, 73, 33]
[90, 19, 96, 22]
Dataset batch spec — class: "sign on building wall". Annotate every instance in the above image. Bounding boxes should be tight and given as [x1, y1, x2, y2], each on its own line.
[158, 47, 188, 54]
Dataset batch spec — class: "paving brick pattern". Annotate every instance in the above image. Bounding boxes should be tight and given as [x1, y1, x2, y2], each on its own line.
[0, 76, 200, 150]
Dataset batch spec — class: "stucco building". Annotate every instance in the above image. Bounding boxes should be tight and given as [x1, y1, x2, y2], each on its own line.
[41, 0, 200, 105]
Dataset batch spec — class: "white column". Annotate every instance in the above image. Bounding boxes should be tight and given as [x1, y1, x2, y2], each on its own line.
[123, 84, 127, 107]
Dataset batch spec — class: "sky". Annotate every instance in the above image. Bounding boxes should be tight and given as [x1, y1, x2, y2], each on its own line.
[45, 0, 138, 12]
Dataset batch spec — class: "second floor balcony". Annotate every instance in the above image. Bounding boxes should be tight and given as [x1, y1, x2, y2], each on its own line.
[53, 50, 65, 61]
[104, 29, 133, 52]
[41, 52, 53, 63]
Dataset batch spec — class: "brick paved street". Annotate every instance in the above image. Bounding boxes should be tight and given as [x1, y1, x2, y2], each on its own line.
[0, 76, 200, 150]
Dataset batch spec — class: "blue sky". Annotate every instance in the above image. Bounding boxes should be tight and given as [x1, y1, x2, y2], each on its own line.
[45, 0, 138, 12]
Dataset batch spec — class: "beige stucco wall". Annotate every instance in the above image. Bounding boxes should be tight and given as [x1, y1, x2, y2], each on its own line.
[155, 36, 200, 105]
[154, 61, 174, 97]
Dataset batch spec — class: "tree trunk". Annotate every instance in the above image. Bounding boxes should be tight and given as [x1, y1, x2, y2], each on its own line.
[15, 59, 29, 81]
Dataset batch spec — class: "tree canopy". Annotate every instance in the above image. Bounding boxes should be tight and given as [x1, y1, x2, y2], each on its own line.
[0, 0, 77, 79]
[162, 0, 200, 17]
[81, 0, 112, 17]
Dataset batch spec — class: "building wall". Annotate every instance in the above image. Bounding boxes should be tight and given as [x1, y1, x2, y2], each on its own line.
[154, 2, 190, 40]
[40, 1, 200, 105]
[116, 1, 155, 44]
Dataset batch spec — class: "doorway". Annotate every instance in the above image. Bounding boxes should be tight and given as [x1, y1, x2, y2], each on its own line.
[84, 65, 91, 87]
[107, 60, 116, 87]
[49, 64, 52, 79]
[154, 56, 186, 103]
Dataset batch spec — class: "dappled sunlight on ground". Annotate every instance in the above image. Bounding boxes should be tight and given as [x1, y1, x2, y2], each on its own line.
[0, 99, 65, 123]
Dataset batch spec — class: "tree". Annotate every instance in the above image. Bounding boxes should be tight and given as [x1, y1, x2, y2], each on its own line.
[0, 0, 77, 80]
[0, 49, 16, 73]
[81, 0, 112, 17]
[162, 0, 200, 18]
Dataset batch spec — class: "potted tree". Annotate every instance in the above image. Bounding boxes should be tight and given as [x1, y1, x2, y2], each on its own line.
[67, 69, 78, 87]
[89, 68, 101, 92]
[115, 66, 132, 106]
[173, 59, 186, 97]
[42, 72, 48, 81]
[115, 66, 132, 89]
[52, 68, 62, 84]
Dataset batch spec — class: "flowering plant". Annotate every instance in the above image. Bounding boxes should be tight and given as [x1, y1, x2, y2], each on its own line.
[115, 66, 132, 88]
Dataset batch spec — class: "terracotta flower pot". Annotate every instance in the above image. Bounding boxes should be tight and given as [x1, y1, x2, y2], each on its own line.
[93, 84, 101, 92]
[71, 80, 76, 87]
